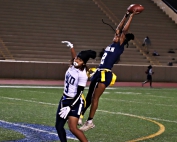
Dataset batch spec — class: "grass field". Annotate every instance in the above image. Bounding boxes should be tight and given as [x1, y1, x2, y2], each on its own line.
[0, 86, 177, 142]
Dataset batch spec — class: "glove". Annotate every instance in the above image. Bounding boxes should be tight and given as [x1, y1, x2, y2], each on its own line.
[59, 106, 71, 119]
[61, 41, 73, 48]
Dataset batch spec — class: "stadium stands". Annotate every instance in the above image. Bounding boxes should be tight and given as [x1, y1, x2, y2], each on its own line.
[0, 0, 176, 66]
[0, 39, 14, 60]
[100, 0, 177, 66]
[0, 0, 148, 65]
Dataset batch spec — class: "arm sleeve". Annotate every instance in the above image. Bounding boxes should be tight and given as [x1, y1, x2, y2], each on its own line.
[70, 85, 84, 107]
[70, 70, 87, 107]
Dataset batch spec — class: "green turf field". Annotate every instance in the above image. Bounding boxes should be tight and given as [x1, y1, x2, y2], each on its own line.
[0, 86, 177, 142]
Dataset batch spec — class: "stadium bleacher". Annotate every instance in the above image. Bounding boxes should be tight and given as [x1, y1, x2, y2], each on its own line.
[0, 0, 176, 66]
[100, 0, 177, 66]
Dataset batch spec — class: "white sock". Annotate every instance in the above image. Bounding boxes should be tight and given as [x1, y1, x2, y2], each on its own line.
[87, 120, 93, 123]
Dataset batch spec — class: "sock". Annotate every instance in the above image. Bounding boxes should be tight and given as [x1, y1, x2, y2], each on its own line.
[87, 117, 93, 123]
[87, 117, 93, 121]
[87, 119, 93, 123]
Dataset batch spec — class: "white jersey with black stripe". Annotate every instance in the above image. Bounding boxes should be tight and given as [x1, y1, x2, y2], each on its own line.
[63, 65, 88, 98]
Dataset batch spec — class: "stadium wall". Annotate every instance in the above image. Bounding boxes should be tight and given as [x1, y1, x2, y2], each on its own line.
[0, 61, 176, 82]
[152, 0, 177, 24]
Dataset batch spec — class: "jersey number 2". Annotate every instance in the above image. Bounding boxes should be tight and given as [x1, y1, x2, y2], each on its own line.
[100, 52, 107, 64]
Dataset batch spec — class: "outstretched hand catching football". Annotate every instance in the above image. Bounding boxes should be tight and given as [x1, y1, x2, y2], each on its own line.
[127, 4, 144, 14]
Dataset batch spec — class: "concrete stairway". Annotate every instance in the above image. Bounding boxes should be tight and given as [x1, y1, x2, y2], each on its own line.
[0, 0, 151, 65]
[0, 38, 14, 60]
[100, 0, 177, 66]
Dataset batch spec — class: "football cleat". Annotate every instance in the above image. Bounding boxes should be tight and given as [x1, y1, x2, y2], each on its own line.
[79, 121, 95, 131]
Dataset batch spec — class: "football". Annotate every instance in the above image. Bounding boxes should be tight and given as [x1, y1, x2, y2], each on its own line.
[127, 4, 144, 14]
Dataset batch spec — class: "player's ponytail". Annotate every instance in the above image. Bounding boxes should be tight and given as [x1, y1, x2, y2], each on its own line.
[73, 50, 97, 71]
[124, 33, 134, 48]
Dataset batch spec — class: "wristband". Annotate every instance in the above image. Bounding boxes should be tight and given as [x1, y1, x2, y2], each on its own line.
[125, 12, 130, 18]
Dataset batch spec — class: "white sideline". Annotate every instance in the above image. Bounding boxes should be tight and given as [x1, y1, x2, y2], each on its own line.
[1, 96, 177, 124]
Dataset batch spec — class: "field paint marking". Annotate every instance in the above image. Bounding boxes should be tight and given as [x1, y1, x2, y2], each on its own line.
[101, 98, 177, 107]
[1, 96, 177, 124]
[19, 89, 111, 95]
[0, 86, 62, 88]
[0, 85, 118, 89]
[0, 85, 174, 99]
[0, 119, 58, 135]
[2, 98, 164, 141]
[1, 96, 57, 106]
[115, 92, 175, 99]
[116, 92, 142, 95]
[0, 120, 77, 140]
[0, 85, 175, 99]
[97, 110, 165, 142]
[19, 89, 58, 95]
[0, 97, 170, 141]
[102, 92, 110, 94]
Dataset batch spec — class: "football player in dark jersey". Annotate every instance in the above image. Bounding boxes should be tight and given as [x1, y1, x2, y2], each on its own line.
[79, 10, 138, 131]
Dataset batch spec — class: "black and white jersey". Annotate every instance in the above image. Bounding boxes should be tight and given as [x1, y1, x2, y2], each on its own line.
[63, 65, 88, 98]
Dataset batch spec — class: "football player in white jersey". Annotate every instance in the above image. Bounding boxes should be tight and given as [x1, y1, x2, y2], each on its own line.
[55, 41, 96, 142]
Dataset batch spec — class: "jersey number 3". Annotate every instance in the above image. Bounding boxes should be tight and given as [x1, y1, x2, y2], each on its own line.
[65, 76, 75, 93]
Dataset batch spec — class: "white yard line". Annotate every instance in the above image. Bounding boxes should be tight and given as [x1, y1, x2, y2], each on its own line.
[0, 120, 77, 140]
[1, 96, 177, 124]
[97, 110, 177, 124]
[1, 96, 57, 106]
[0, 85, 174, 99]
[100, 98, 177, 107]
[0, 85, 118, 89]
[115, 92, 175, 99]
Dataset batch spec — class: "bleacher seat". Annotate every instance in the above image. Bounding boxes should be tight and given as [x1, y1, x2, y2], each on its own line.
[0, 0, 176, 66]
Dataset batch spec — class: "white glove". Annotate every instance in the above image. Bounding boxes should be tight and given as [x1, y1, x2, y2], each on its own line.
[59, 106, 71, 119]
[61, 41, 73, 48]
